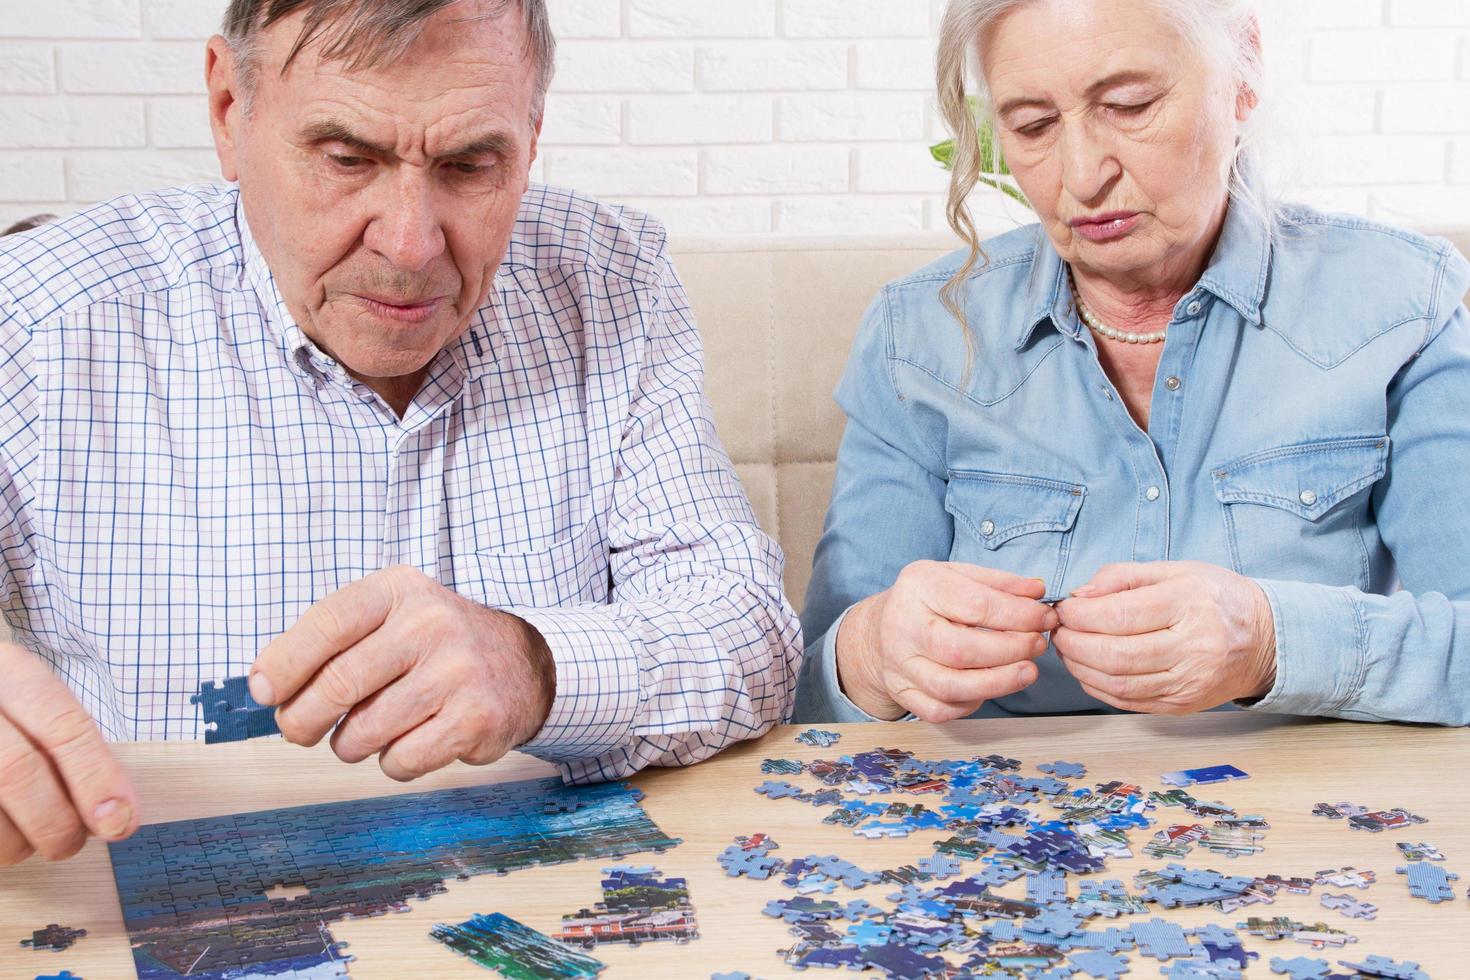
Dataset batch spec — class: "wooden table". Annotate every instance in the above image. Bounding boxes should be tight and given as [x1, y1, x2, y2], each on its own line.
[1, 713, 1466, 979]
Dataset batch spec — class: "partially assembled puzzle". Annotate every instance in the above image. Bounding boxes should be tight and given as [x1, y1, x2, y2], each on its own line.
[107, 776, 679, 979]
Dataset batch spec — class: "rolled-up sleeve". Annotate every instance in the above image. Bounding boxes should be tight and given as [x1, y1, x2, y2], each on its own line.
[1248, 298, 1470, 726]
[516, 240, 801, 782]
[794, 290, 952, 723]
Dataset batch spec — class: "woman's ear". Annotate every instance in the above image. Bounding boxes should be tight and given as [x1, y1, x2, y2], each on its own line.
[1235, 15, 1262, 123]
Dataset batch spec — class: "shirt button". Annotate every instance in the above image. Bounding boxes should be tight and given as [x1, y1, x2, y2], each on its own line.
[1146, 486, 1161, 502]
[1299, 490, 1318, 507]
[1165, 376, 1182, 391]
[1186, 300, 1203, 317]
[980, 520, 996, 536]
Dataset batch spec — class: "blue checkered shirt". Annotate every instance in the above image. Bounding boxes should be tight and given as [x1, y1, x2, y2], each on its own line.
[0, 183, 800, 782]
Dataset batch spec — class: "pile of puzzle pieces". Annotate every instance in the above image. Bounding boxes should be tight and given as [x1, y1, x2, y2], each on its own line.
[715, 746, 1457, 979]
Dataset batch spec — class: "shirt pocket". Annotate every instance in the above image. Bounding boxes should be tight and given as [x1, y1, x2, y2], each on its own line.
[460, 514, 610, 608]
[1212, 435, 1388, 590]
[944, 470, 1087, 601]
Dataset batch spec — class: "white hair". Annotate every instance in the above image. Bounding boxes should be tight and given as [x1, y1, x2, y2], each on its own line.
[935, 0, 1282, 331]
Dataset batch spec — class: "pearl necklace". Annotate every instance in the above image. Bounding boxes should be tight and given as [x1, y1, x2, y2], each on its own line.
[1070, 273, 1167, 345]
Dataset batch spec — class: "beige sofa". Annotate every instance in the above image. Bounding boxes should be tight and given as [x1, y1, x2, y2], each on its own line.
[674, 233, 959, 611]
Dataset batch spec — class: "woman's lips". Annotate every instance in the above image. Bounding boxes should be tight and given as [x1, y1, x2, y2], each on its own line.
[1070, 212, 1141, 243]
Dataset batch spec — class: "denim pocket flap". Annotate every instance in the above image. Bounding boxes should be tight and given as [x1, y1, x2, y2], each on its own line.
[946, 471, 1086, 550]
[1213, 436, 1388, 521]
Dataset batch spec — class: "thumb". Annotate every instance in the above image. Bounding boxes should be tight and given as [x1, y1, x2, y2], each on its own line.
[1070, 561, 1178, 598]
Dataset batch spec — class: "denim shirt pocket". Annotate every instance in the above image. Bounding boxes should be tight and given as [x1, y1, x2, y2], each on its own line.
[464, 514, 610, 608]
[944, 471, 1087, 601]
[1212, 435, 1388, 590]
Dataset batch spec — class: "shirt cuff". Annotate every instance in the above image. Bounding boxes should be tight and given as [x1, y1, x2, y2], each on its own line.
[1246, 579, 1367, 718]
[793, 606, 914, 723]
[508, 605, 641, 771]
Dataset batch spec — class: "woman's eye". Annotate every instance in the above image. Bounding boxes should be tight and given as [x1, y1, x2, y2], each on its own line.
[1111, 101, 1155, 117]
[1016, 118, 1056, 137]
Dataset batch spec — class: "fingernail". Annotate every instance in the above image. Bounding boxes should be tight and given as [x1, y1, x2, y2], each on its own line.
[248, 671, 274, 706]
[1070, 586, 1099, 598]
[95, 799, 132, 839]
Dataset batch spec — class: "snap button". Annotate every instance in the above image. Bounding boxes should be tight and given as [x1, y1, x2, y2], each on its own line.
[1186, 300, 1203, 317]
[980, 519, 996, 536]
[1146, 486, 1161, 502]
[1299, 490, 1318, 507]
[1165, 376, 1182, 391]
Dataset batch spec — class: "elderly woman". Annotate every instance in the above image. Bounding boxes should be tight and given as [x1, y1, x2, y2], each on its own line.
[795, 0, 1470, 726]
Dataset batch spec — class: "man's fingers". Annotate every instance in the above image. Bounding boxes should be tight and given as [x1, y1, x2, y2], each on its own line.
[378, 712, 486, 783]
[329, 673, 443, 765]
[1052, 627, 1175, 675]
[1071, 561, 1185, 599]
[0, 713, 86, 861]
[252, 569, 405, 706]
[0, 805, 35, 866]
[922, 621, 1047, 671]
[274, 627, 419, 748]
[925, 574, 1058, 633]
[1, 664, 137, 844]
[891, 686, 981, 724]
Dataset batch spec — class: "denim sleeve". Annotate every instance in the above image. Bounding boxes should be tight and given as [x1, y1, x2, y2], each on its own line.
[1249, 300, 1470, 726]
[793, 289, 952, 723]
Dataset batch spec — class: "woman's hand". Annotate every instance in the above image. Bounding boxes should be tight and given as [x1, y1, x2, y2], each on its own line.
[1053, 561, 1277, 714]
[834, 561, 1057, 722]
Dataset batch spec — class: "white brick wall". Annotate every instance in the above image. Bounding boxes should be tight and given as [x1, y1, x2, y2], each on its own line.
[3, 0, 1470, 235]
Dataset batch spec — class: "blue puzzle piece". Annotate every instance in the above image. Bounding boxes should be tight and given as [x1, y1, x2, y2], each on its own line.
[1270, 956, 1333, 979]
[860, 943, 947, 978]
[718, 844, 784, 880]
[1396, 863, 1458, 903]
[1040, 761, 1088, 779]
[1337, 954, 1429, 979]
[1130, 918, 1193, 960]
[756, 780, 804, 800]
[795, 728, 842, 748]
[789, 945, 864, 971]
[191, 676, 281, 744]
[1159, 765, 1249, 787]
[1069, 950, 1130, 978]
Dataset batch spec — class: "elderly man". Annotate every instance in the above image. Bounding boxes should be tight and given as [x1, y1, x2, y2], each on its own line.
[0, 0, 800, 867]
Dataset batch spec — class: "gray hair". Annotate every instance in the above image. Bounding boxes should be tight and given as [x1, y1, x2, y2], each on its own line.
[221, 0, 556, 125]
[936, 0, 1277, 330]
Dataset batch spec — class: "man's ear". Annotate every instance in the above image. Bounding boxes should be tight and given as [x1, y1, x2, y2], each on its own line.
[206, 35, 245, 182]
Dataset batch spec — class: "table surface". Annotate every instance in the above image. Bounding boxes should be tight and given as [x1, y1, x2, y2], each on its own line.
[1, 712, 1466, 979]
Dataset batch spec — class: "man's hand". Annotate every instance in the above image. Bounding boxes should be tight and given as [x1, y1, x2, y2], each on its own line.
[1053, 561, 1278, 714]
[0, 644, 138, 866]
[251, 567, 556, 782]
[836, 561, 1055, 722]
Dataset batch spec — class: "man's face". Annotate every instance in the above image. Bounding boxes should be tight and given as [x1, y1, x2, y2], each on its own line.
[208, 2, 539, 400]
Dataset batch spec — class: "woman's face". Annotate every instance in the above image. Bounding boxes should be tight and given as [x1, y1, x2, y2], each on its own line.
[981, 0, 1254, 286]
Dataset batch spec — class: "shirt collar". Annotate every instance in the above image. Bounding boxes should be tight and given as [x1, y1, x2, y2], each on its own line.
[235, 192, 332, 383]
[1013, 196, 1273, 351]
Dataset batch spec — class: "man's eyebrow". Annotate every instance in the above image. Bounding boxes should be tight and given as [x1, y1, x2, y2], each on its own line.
[995, 70, 1161, 117]
[298, 121, 517, 161]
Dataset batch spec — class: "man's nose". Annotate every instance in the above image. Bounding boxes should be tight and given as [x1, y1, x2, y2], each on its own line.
[364, 169, 446, 274]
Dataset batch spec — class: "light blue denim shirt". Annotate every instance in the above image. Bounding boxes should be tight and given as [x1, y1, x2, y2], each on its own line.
[796, 201, 1470, 726]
